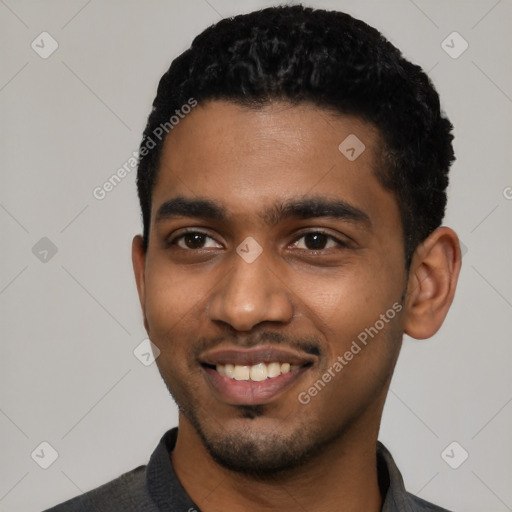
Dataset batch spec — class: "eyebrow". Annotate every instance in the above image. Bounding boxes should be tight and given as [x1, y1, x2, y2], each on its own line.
[155, 195, 371, 228]
[155, 197, 226, 223]
[264, 196, 371, 227]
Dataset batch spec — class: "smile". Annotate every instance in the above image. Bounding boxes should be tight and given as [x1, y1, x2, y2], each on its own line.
[216, 362, 300, 381]
[199, 345, 315, 405]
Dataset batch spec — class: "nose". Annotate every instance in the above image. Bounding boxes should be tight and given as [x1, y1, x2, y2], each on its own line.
[208, 249, 294, 332]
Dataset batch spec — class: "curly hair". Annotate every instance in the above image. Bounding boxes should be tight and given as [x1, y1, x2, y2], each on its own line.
[136, 4, 454, 267]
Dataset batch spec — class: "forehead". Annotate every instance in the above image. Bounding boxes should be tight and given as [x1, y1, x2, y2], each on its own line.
[151, 100, 393, 226]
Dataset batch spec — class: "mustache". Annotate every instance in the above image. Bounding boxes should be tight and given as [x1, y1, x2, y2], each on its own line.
[191, 330, 321, 359]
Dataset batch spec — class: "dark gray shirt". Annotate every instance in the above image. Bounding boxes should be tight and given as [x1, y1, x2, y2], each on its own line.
[44, 428, 451, 511]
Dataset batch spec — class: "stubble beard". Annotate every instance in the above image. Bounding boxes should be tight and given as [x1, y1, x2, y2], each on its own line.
[160, 368, 351, 479]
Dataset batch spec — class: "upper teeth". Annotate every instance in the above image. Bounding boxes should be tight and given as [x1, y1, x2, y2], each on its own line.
[216, 362, 298, 381]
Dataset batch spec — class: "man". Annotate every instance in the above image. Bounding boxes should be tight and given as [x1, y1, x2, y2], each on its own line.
[46, 4, 461, 511]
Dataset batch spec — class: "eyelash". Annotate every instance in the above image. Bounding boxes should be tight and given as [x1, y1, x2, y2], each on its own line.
[167, 229, 348, 252]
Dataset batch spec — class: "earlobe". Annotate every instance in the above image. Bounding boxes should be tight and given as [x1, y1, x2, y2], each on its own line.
[132, 235, 149, 334]
[403, 227, 462, 340]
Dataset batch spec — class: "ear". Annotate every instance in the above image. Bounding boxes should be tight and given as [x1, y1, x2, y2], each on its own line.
[403, 227, 462, 339]
[132, 235, 150, 335]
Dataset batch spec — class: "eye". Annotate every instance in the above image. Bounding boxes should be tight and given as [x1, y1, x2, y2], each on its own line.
[170, 231, 222, 250]
[290, 231, 346, 251]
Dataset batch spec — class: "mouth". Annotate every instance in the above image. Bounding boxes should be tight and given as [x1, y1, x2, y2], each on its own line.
[199, 345, 315, 405]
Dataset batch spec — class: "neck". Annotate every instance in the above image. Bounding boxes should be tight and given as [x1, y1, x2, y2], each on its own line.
[171, 415, 383, 512]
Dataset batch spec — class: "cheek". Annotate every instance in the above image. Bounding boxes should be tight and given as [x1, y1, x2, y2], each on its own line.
[293, 262, 403, 333]
[286, 261, 405, 382]
[143, 266, 210, 382]
[143, 260, 210, 338]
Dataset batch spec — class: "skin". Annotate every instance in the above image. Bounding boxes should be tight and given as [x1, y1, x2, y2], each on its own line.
[132, 100, 461, 511]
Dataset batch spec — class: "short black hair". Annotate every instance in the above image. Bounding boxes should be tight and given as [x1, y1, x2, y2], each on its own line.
[136, 4, 454, 266]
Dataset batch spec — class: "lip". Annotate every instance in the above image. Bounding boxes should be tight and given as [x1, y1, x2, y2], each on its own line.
[199, 345, 316, 405]
[202, 365, 310, 405]
[199, 345, 316, 367]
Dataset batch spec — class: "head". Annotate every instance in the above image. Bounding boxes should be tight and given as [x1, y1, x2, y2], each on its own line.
[132, 5, 461, 476]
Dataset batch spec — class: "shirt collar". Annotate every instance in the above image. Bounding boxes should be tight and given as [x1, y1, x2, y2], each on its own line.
[378, 441, 417, 511]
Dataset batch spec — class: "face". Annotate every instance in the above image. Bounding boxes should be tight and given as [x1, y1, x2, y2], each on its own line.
[133, 100, 409, 475]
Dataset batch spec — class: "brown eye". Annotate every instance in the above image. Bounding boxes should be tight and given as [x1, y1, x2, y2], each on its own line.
[170, 231, 223, 250]
[303, 233, 329, 250]
[182, 233, 207, 249]
[291, 232, 344, 251]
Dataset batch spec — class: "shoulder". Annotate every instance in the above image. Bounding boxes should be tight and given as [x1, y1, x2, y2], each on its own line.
[403, 492, 453, 512]
[377, 442, 453, 512]
[42, 465, 156, 512]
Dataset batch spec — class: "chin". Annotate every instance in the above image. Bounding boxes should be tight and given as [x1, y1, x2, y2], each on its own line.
[184, 402, 345, 477]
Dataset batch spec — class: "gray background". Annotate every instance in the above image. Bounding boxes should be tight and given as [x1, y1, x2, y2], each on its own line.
[1, 0, 511, 510]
